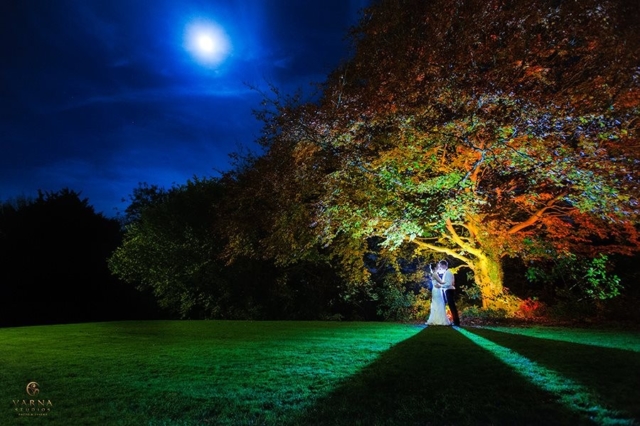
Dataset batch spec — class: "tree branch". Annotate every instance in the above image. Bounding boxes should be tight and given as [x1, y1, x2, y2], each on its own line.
[445, 218, 482, 256]
[508, 193, 568, 234]
[412, 239, 472, 264]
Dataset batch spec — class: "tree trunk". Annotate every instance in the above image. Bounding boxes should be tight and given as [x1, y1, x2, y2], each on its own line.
[470, 250, 520, 315]
[472, 251, 504, 309]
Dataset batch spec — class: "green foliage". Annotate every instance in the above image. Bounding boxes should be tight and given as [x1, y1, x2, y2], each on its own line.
[372, 265, 431, 321]
[462, 279, 483, 301]
[411, 287, 433, 321]
[376, 284, 416, 321]
[108, 178, 231, 318]
[526, 253, 623, 302]
[109, 178, 354, 320]
[583, 255, 622, 300]
[462, 306, 510, 322]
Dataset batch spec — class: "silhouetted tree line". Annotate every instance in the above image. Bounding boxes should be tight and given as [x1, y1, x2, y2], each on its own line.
[0, 189, 162, 327]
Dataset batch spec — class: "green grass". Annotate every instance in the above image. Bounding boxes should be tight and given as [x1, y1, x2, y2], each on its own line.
[482, 325, 640, 352]
[0, 321, 638, 425]
[465, 326, 640, 425]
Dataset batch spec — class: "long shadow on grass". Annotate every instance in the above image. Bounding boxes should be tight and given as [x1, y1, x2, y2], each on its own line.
[465, 327, 640, 423]
[286, 326, 593, 426]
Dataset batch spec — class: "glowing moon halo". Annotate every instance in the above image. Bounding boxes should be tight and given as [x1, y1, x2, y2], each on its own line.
[184, 21, 230, 66]
[197, 35, 215, 53]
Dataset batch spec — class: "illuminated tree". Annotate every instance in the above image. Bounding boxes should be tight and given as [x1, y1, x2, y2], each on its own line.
[262, 0, 640, 309]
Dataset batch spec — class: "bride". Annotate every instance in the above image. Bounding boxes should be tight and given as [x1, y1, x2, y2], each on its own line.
[426, 264, 450, 326]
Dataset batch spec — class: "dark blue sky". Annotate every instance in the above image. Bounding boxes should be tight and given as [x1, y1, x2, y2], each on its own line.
[0, 0, 371, 216]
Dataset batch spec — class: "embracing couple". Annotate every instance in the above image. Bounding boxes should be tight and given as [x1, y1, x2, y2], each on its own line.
[425, 260, 460, 327]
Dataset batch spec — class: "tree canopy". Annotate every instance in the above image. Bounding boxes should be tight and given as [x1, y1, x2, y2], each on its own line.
[240, 0, 640, 310]
[108, 179, 229, 318]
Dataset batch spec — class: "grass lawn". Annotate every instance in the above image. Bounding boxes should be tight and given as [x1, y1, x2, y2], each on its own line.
[0, 321, 638, 425]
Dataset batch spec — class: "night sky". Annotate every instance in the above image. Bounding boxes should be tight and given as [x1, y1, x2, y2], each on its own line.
[1, 0, 371, 216]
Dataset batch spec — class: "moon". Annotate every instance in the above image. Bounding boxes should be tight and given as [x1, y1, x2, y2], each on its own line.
[184, 21, 230, 66]
[197, 35, 215, 53]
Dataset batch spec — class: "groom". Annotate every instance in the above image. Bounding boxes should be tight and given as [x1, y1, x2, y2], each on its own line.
[431, 260, 460, 326]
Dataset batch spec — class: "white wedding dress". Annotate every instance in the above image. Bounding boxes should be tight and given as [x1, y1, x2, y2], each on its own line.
[426, 287, 450, 326]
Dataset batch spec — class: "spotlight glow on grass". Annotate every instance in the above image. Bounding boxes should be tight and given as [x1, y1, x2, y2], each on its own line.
[483, 326, 640, 352]
[456, 327, 634, 425]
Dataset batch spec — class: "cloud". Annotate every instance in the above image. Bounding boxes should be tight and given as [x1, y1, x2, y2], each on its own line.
[55, 84, 256, 112]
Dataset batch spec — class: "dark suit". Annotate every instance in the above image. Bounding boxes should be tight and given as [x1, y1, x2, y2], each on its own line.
[439, 271, 460, 326]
